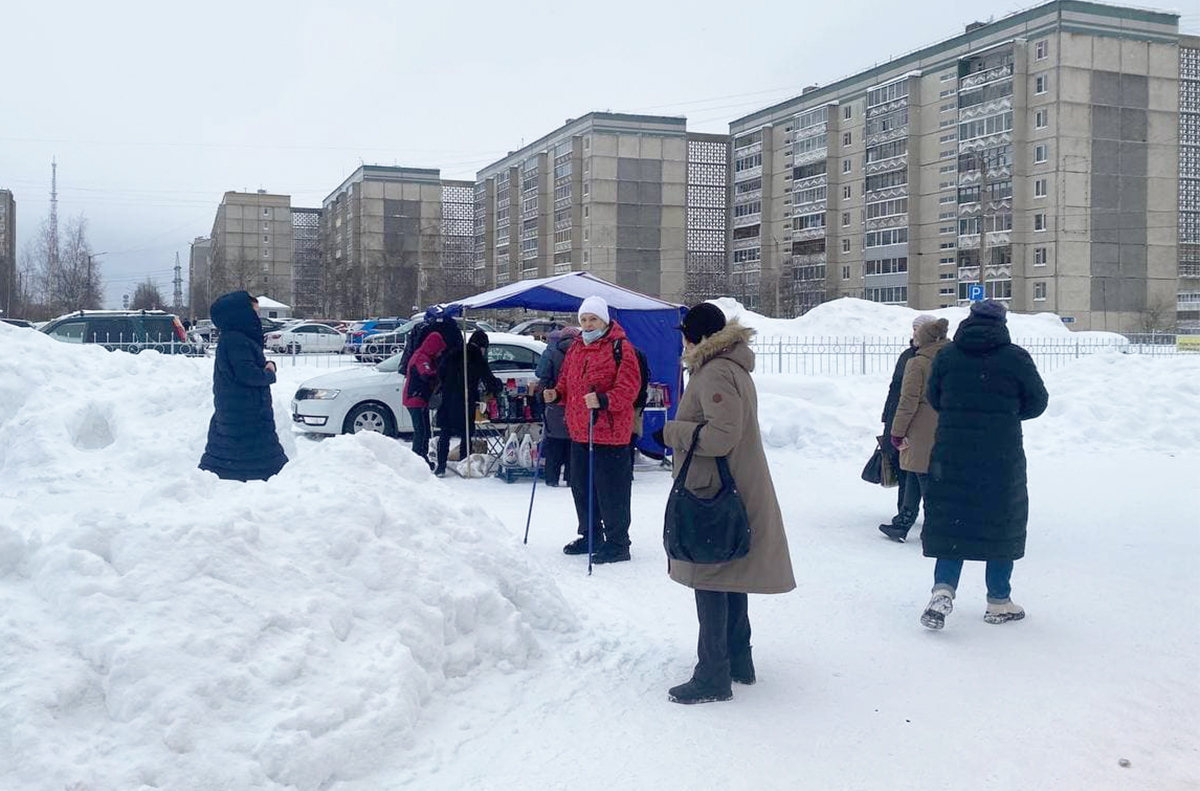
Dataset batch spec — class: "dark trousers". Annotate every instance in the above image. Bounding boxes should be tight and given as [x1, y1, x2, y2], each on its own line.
[885, 442, 906, 510]
[569, 440, 633, 548]
[694, 590, 751, 688]
[436, 424, 473, 473]
[543, 437, 571, 485]
[407, 407, 431, 465]
[893, 471, 927, 528]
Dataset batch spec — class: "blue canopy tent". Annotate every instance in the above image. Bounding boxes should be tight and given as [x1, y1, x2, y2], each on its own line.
[437, 272, 687, 454]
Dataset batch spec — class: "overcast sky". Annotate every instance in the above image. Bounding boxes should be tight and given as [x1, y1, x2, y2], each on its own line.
[2, 0, 1196, 308]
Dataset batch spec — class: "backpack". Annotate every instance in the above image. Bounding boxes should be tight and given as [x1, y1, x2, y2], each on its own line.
[398, 320, 434, 377]
[612, 339, 651, 411]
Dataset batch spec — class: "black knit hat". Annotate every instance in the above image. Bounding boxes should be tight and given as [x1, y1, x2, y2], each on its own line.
[970, 299, 1008, 323]
[468, 328, 490, 348]
[678, 303, 727, 344]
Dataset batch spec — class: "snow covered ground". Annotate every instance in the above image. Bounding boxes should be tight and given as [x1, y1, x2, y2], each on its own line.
[1, 316, 1198, 790]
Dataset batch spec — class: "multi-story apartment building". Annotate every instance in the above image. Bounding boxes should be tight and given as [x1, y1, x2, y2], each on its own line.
[291, 207, 322, 318]
[208, 191, 294, 306]
[729, 0, 1186, 331]
[320, 166, 475, 318]
[474, 113, 729, 304]
[187, 236, 212, 318]
[0, 189, 15, 316]
[1179, 35, 1200, 331]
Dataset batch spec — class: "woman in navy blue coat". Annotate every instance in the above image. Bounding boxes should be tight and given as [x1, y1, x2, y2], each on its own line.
[199, 292, 288, 481]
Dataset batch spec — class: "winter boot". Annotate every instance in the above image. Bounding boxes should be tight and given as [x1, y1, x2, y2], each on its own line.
[562, 537, 591, 555]
[879, 508, 917, 542]
[668, 677, 733, 705]
[920, 586, 955, 630]
[591, 543, 631, 564]
[984, 599, 1025, 625]
[730, 649, 756, 685]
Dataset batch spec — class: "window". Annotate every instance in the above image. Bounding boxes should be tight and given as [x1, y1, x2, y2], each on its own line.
[1035, 178, 1048, 198]
[263, 250, 269, 257]
[865, 139, 907, 163]
[939, 271, 956, 280]
[583, 181, 590, 196]
[864, 257, 907, 275]
[264, 235, 270, 242]
[865, 228, 908, 247]
[1034, 144, 1048, 164]
[262, 208, 270, 217]
[1034, 282, 1047, 301]
[842, 238, 852, 253]
[843, 105, 852, 120]
[584, 206, 590, 218]
[986, 279, 1013, 300]
[583, 251, 590, 263]
[940, 164, 957, 174]
[940, 225, 956, 235]
[583, 229, 589, 242]
[843, 185, 852, 199]
[864, 170, 907, 192]
[939, 195, 957, 204]
[843, 132, 852, 146]
[735, 152, 763, 172]
[843, 159, 852, 174]
[1035, 40, 1048, 60]
[1035, 109, 1047, 129]
[867, 80, 909, 108]
[865, 198, 907, 219]
[263, 223, 269, 231]
[941, 72, 955, 82]
[1035, 212, 1048, 231]
[1035, 74, 1047, 95]
[865, 285, 908, 304]
[1034, 246, 1048, 266]
[584, 137, 590, 150]
[939, 241, 956, 249]
[842, 265, 851, 280]
[842, 212, 850, 227]
[794, 212, 826, 230]
[940, 256, 956, 265]
[940, 286, 956, 296]
[49, 321, 88, 343]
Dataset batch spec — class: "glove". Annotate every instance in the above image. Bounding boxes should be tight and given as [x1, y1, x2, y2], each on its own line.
[652, 429, 666, 447]
[890, 435, 905, 451]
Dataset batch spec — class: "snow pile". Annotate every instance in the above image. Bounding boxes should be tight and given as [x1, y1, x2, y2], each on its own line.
[711, 296, 1128, 341]
[0, 325, 575, 791]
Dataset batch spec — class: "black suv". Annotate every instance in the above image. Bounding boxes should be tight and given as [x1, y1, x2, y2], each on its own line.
[41, 310, 198, 354]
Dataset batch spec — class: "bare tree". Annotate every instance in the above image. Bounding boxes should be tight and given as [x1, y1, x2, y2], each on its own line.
[130, 278, 166, 310]
[1137, 294, 1175, 334]
[57, 215, 103, 311]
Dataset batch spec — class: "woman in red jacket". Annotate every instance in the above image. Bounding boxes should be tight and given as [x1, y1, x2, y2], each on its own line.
[402, 331, 447, 470]
[543, 296, 641, 564]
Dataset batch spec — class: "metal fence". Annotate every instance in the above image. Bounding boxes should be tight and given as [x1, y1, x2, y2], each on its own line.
[749, 335, 1187, 376]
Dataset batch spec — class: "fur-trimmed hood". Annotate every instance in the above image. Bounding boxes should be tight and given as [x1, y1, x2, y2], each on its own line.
[683, 320, 756, 373]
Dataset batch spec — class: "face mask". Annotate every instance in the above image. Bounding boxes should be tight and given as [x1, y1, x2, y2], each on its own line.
[582, 328, 605, 344]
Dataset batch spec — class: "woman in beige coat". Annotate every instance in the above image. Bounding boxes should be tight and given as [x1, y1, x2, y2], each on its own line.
[880, 318, 950, 542]
[658, 303, 795, 705]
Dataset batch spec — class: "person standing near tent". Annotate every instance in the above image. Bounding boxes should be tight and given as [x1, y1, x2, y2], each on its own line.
[434, 329, 501, 477]
[542, 296, 640, 564]
[199, 291, 288, 482]
[402, 330, 448, 471]
[918, 300, 1048, 630]
[534, 326, 580, 487]
[656, 303, 795, 704]
[879, 318, 950, 542]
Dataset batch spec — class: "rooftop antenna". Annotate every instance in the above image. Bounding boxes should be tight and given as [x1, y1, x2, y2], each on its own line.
[172, 251, 183, 311]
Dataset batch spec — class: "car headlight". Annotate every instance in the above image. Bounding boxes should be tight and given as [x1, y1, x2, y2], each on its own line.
[299, 388, 341, 400]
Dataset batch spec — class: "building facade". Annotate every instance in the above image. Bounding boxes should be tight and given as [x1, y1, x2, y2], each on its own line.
[320, 166, 474, 318]
[1179, 36, 1200, 331]
[208, 191, 294, 306]
[291, 207, 322, 318]
[729, 0, 1185, 331]
[474, 113, 729, 304]
[187, 236, 212, 318]
[0, 189, 15, 316]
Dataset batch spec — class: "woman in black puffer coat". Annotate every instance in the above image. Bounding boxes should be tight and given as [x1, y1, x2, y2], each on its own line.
[199, 292, 288, 482]
[918, 300, 1048, 630]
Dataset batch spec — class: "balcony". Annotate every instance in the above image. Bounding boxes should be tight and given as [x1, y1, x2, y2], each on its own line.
[864, 156, 907, 176]
[958, 96, 1013, 123]
[732, 237, 761, 251]
[958, 233, 981, 250]
[734, 165, 763, 182]
[792, 226, 827, 242]
[733, 212, 762, 229]
[734, 139, 763, 156]
[958, 266, 980, 281]
[960, 63, 1013, 91]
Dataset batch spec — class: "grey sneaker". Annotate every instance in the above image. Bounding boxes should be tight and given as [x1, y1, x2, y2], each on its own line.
[921, 588, 955, 630]
[984, 599, 1025, 624]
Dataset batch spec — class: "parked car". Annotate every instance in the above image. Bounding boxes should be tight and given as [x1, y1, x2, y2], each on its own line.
[265, 322, 346, 353]
[508, 318, 569, 341]
[1, 318, 36, 329]
[190, 319, 216, 340]
[356, 318, 501, 363]
[291, 333, 545, 437]
[40, 310, 197, 354]
[344, 318, 409, 355]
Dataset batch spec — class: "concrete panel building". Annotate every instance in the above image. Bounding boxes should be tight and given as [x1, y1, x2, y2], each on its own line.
[187, 236, 212, 319]
[208, 191, 294, 306]
[320, 166, 474, 318]
[474, 113, 729, 304]
[728, 0, 1187, 331]
[1179, 35, 1199, 331]
[291, 207, 322, 319]
[0, 189, 15, 317]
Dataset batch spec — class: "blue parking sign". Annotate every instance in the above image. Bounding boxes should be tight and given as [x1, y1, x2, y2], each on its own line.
[968, 284, 985, 301]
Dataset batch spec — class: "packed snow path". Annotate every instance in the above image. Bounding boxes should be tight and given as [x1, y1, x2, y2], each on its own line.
[1, 316, 1197, 790]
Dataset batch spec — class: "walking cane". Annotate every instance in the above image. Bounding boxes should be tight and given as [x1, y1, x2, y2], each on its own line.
[522, 415, 544, 545]
[587, 408, 596, 576]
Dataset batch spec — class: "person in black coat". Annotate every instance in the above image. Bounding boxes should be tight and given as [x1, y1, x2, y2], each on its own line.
[199, 292, 288, 482]
[434, 329, 502, 476]
[534, 326, 580, 486]
[878, 315, 935, 532]
[918, 300, 1048, 630]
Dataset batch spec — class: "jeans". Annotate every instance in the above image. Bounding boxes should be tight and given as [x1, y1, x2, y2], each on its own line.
[933, 558, 1015, 602]
[407, 407, 431, 466]
[694, 590, 751, 688]
[569, 440, 633, 547]
[542, 437, 571, 485]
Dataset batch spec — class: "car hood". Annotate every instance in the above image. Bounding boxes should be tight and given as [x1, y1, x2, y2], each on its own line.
[296, 367, 399, 392]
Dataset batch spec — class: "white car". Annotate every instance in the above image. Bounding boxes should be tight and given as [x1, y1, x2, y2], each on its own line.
[266, 322, 346, 353]
[291, 333, 547, 437]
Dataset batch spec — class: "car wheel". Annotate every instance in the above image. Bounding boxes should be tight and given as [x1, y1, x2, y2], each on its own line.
[343, 402, 396, 437]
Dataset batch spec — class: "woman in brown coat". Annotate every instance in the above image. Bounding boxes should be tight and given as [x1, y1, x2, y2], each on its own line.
[658, 303, 795, 705]
[880, 318, 950, 542]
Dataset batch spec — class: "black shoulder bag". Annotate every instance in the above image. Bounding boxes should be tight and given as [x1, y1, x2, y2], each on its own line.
[663, 423, 752, 564]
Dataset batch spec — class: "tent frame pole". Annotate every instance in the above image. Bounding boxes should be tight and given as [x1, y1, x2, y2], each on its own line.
[462, 309, 471, 473]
